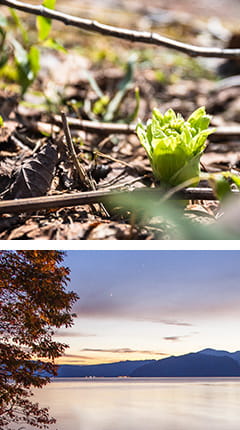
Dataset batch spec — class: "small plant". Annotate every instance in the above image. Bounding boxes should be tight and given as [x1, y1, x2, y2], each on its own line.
[136, 106, 214, 187]
[0, 0, 65, 95]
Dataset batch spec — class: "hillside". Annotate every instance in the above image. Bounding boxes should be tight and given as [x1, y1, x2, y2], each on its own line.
[57, 360, 155, 377]
[130, 352, 240, 377]
[56, 349, 240, 377]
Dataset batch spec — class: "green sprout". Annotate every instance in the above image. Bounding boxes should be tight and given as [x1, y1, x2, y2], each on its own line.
[136, 106, 214, 187]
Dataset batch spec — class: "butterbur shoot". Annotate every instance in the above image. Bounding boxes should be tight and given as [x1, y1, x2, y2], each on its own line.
[136, 107, 214, 187]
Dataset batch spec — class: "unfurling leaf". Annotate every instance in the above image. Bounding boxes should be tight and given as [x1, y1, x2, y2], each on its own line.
[136, 106, 215, 187]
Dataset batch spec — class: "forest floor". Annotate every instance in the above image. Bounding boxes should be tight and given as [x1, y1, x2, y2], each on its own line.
[0, 0, 240, 239]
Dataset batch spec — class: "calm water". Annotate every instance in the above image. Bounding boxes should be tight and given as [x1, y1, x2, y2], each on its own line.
[29, 378, 240, 430]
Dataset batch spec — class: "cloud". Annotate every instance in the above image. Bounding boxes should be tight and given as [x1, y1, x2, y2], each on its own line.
[81, 347, 167, 356]
[154, 319, 193, 327]
[74, 300, 193, 326]
[163, 332, 198, 342]
[62, 354, 96, 360]
[54, 331, 96, 338]
[163, 336, 184, 342]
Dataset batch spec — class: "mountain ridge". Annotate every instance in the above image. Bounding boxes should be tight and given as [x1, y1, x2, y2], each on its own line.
[56, 348, 240, 377]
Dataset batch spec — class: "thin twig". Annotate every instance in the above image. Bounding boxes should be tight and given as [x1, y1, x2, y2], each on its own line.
[95, 150, 130, 167]
[0, 187, 239, 214]
[61, 111, 92, 189]
[61, 111, 110, 217]
[1, 0, 240, 58]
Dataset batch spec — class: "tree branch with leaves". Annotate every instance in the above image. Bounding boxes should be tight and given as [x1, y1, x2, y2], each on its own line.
[0, 250, 79, 429]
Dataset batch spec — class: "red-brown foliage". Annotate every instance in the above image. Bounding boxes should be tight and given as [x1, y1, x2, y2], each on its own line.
[0, 251, 78, 428]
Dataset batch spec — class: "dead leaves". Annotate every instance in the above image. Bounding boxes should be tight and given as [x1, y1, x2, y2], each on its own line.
[3, 143, 58, 199]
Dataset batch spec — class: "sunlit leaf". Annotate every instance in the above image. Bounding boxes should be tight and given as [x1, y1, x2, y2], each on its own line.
[136, 106, 215, 187]
[42, 38, 67, 53]
[36, 0, 56, 41]
[28, 45, 40, 78]
[209, 174, 232, 201]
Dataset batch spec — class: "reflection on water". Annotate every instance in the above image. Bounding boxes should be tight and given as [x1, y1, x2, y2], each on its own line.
[29, 378, 240, 430]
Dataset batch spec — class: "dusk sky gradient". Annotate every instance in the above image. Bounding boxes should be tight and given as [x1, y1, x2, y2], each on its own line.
[54, 251, 240, 364]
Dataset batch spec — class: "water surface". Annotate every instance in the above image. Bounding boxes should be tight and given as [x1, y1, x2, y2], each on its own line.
[28, 377, 240, 430]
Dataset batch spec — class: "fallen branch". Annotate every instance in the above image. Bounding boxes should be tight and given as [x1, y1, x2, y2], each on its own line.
[53, 115, 240, 139]
[1, 0, 240, 58]
[0, 187, 238, 214]
[53, 115, 135, 134]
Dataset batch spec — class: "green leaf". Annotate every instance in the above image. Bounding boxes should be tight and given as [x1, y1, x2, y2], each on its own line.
[209, 174, 232, 201]
[28, 46, 40, 78]
[170, 153, 201, 187]
[36, 0, 56, 41]
[136, 122, 152, 158]
[151, 116, 166, 139]
[43, 38, 67, 53]
[187, 106, 206, 127]
[152, 108, 164, 125]
[43, 0, 56, 8]
[93, 95, 109, 115]
[230, 174, 240, 189]
[104, 55, 135, 122]
[0, 115, 4, 126]
[151, 136, 186, 184]
[163, 108, 176, 124]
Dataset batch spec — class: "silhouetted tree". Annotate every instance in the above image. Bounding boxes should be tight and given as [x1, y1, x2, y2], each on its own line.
[0, 251, 78, 429]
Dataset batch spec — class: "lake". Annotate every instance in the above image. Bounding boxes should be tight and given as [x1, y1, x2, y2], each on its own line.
[28, 378, 240, 430]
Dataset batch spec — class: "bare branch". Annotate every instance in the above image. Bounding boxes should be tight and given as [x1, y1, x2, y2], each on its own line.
[0, 187, 239, 214]
[0, 0, 240, 58]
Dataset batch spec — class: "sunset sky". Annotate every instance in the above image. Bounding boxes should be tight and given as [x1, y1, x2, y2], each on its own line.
[54, 251, 240, 365]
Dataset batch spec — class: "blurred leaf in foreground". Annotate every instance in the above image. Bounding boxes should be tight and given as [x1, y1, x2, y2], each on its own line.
[105, 190, 240, 240]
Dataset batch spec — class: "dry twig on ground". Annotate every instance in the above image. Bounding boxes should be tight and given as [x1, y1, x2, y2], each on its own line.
[0, 187, 239, 214]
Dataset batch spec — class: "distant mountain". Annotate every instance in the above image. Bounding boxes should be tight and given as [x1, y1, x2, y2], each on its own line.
[130, 352, 240, 377]
[199, 348, 240, 364]
[57, 360, 155, 377]
[56, 349, 240, 378]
